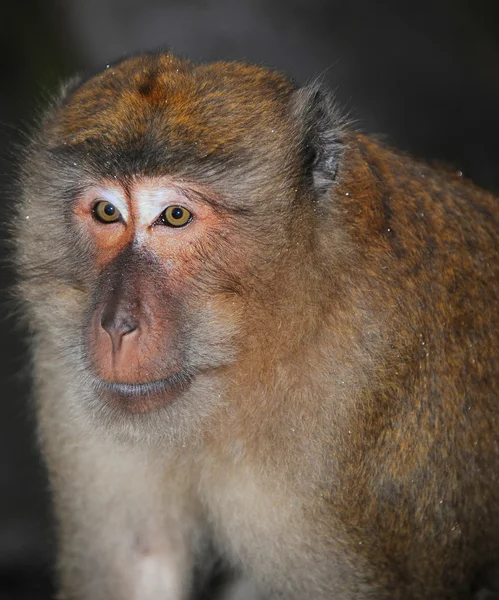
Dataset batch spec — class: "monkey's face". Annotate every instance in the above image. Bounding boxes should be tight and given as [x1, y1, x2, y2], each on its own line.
[16, 53, 326, 432]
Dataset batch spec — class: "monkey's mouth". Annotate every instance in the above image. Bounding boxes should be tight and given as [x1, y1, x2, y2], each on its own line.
[92, 371, 193, 413]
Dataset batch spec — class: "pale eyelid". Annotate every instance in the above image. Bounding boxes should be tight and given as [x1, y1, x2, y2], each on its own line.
[133, 186, 195, 227]
[91, 187, 129, 222]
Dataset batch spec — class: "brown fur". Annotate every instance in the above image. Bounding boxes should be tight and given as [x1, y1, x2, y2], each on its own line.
[15, 52, 499, 599]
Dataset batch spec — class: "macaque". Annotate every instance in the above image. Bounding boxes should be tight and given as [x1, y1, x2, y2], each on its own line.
[14, 52, 499, 600]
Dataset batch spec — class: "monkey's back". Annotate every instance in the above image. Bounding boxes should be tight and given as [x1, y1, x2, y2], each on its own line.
[327, 136, 499, 598]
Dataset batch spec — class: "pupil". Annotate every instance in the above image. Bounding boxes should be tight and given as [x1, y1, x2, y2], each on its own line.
[104, 204, 116, 216]
[171, 207, 183, 220]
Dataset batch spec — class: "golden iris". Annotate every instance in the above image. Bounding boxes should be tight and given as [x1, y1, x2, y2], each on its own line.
[93, 201, 121, 223]
[162, 206, 192, 227]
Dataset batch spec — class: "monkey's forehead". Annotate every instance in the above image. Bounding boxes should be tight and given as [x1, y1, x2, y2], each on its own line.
[47, 53, 297, 160]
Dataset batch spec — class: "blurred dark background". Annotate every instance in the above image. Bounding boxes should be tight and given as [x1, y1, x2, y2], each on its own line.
[1, 0, 499, 597]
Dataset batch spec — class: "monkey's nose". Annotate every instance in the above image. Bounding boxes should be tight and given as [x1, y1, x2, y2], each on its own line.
[100, 309, 140, 354]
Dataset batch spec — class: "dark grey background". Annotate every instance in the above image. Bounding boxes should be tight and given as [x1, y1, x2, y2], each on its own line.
[1, 1, 499, 597]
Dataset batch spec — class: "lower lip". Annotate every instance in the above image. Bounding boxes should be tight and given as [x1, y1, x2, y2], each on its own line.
[93, 372, 193, 414]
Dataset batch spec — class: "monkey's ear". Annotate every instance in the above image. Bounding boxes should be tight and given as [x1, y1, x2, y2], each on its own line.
[291, 85, 345, 196]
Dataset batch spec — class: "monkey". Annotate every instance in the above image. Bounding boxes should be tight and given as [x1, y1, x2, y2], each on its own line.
[13, 51, 499, 600]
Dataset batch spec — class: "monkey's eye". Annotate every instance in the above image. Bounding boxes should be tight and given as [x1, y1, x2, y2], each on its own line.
[161, 206, 192, 227]
[93, 200, 122, 224]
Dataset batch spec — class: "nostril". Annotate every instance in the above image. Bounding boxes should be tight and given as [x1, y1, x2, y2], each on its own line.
[124, 322, 138, 335]
[117, 315, 138, 337]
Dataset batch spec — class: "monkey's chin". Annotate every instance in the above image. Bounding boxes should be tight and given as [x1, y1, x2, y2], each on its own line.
[92, 372, 193, 414]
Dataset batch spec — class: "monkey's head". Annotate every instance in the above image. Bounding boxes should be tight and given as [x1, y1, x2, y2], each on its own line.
[16, 53, 346, 440]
